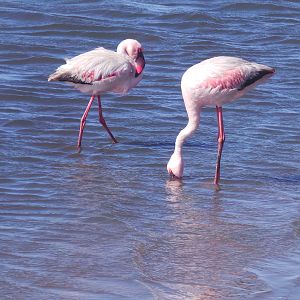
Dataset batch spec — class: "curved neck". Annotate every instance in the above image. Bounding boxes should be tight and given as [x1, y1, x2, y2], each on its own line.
[116, 43, 127, 56]
[173, 110, 201, 156]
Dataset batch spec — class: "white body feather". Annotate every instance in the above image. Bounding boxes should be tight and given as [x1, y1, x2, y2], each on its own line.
[181, 56, 274, 108]
[49, 43, 144, 95]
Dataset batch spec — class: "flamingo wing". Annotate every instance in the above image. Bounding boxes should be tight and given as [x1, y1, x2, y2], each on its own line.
[48, 47, 132, 85]
[198, 57, 275, 91]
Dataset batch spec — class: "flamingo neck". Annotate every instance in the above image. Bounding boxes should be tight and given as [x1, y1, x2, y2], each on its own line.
[116, 42, 128, 56]
[173, 111, 201, 156]
[117, 48, 126, 56]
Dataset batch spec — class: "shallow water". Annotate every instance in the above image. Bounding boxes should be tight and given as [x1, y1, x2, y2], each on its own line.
[0, 0, 300, 299]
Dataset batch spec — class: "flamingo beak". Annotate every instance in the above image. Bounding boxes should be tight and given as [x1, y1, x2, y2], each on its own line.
[135, 51, 145, 77]
[167, 167, 178, 179]
[167, 167, 173, 176]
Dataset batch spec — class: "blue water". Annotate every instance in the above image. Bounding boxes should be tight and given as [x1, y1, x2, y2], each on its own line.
[0, 1, 300, 299]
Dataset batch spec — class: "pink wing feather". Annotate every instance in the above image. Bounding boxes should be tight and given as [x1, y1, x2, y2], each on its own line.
[197, 57, 275, 91]
[48, 47, 132, 85]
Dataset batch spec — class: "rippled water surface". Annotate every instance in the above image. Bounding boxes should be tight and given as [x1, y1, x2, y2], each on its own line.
[1, 1, 300, 299]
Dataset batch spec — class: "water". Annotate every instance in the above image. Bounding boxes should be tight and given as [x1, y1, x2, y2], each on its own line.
[0, 0, 300, 299]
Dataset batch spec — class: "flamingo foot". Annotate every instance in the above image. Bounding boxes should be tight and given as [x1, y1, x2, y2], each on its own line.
[111, 137, 118, 144]
[213, 175, 220, 186]
[213, 182, 221, 191]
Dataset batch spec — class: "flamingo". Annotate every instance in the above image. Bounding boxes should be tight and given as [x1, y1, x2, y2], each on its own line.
[167, 56, 275, 185]
[48, 39, 145, 151]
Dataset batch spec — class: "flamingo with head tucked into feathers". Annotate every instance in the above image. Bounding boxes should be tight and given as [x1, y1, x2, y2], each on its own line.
[167, 56, 275, 185]
[48, 39, 145, 152]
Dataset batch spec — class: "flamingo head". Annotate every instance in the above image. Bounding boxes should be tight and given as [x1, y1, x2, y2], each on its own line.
[167, 153, 184, 179]
[117, 39, 145, 77]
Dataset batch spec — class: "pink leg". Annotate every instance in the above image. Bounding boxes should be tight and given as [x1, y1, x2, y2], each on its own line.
[97, 96, 118, 143]
[77, 95, 95, 152]
[214, 106, 225, 185]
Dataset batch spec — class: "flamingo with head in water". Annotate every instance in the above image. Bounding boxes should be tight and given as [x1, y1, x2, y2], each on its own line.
[48, 39, 145, 152]
[167, 56, 275, 185]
